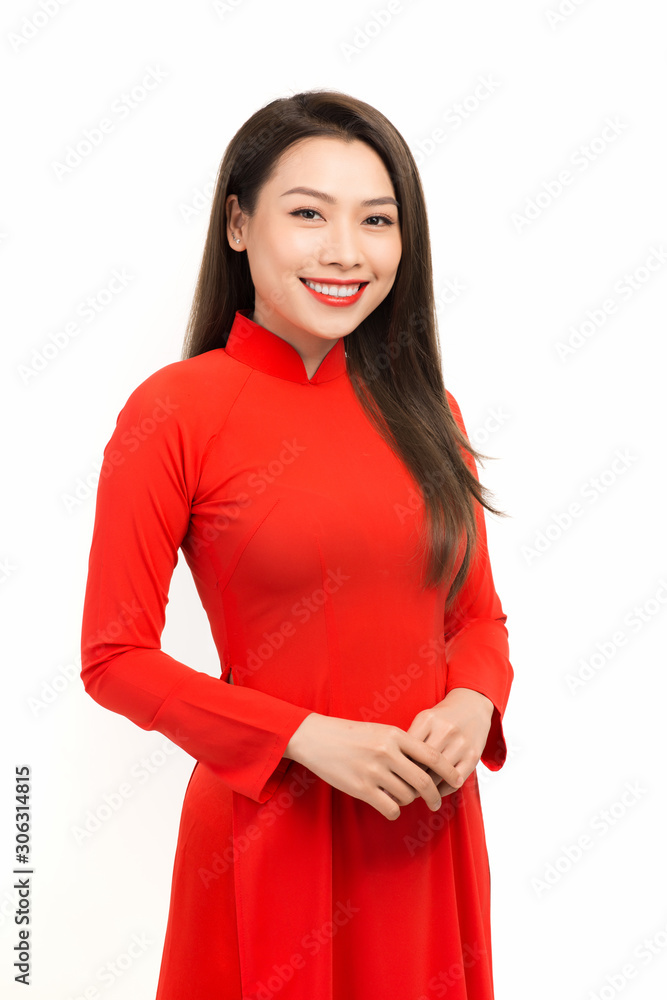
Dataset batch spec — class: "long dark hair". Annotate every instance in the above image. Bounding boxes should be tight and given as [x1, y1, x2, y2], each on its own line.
[181, 88, 507, 609]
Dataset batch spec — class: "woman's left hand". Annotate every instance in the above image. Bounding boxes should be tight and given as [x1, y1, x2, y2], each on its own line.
[380, 688, 495, 805]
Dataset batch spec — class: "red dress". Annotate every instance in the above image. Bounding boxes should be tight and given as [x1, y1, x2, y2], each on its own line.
[80, 308, 513, 1000]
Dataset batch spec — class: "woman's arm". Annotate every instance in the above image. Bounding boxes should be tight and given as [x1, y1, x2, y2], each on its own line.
[80, 368, 312, 804]
[400, 392, 513, 797]
[438, 391, 514, 771]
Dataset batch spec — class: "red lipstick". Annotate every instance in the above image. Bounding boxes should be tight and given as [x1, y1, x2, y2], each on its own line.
[299, 278, 368, 308]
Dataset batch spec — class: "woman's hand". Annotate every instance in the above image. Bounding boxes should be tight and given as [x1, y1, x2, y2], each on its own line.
[283, 714, 464, 821]
[401, 687, 495, 800]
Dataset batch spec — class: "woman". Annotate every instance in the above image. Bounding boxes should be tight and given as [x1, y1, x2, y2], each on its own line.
[80, 89, 514, 1000]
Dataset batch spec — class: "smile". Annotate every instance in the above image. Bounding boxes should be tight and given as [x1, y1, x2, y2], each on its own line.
[299, 278, 369, 306]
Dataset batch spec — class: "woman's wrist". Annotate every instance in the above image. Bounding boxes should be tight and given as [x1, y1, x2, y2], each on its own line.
[283, 712, 319, 763]
[442, 686, 495, 719]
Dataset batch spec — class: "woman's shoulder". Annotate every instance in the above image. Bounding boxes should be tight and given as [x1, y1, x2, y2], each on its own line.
[126, 347, 246, 401]
[112, 348, 247, 434]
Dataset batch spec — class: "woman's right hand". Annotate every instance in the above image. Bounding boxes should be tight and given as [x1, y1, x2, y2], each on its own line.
[283, 713, 463, 821]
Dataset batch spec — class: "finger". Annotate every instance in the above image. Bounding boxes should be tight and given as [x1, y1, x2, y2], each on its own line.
[391, 759, 443, 812]
[378, 773, 423, 808]
[440, 782, 460, 797]
[379, 786, 400, 805]
[404, 716, 433, 743]
[406, 754, 430, 770]
[437, 760, 475, 793]
[374, 788, 401, 821]
[423, 766, 442, 786]
[403, 738, 463, 789]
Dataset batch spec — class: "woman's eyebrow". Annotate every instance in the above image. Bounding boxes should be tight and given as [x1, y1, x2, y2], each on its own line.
[280, 185, 399, 209]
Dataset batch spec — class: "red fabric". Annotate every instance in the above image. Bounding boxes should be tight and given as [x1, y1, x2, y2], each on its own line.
[80, 308, 513, 999]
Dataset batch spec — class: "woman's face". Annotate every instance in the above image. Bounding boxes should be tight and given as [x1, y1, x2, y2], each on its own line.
[226, 136, 402, 349]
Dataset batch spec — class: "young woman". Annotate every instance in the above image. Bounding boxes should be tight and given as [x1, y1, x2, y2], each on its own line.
[80, 89, 514, 1000]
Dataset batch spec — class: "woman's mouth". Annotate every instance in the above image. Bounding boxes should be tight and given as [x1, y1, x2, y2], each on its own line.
[299, 277, 369, 307]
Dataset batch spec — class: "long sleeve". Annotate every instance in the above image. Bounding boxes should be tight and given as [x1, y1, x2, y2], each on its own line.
[79, 368, 312, 803]
[442, 391, 514, 771]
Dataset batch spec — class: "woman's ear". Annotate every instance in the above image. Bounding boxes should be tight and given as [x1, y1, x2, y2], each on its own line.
[225, 194, 246, 251]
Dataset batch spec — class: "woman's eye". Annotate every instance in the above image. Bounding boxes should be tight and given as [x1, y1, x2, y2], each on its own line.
[289, 208, 395, 226]
[290, 208, 322, 221]
[365, 215, 395, 227]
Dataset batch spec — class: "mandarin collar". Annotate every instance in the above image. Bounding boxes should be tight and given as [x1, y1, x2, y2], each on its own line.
[223, 309, 347, 385]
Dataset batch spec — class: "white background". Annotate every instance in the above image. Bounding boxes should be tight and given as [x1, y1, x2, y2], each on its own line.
[2, 1, 666, 997]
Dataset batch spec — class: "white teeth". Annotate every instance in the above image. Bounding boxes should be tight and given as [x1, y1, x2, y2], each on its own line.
[303, 279, 362, 298]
